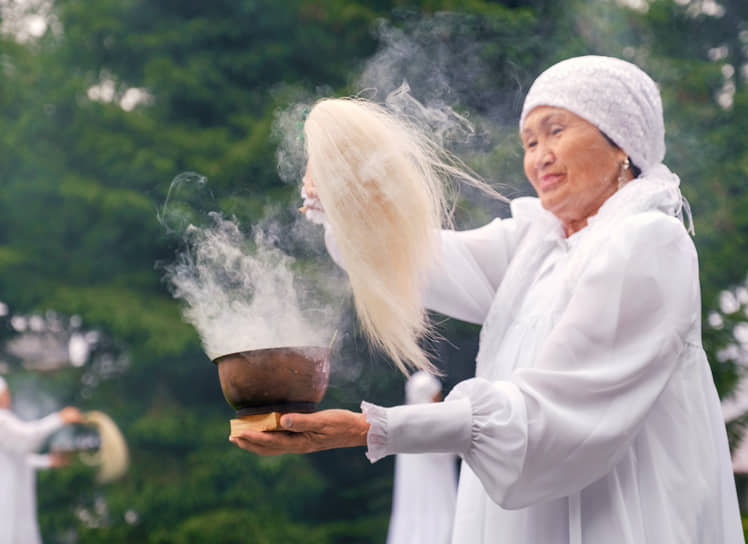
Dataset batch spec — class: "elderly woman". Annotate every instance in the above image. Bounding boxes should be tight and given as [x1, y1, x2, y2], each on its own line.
[232, 56, 743, 543]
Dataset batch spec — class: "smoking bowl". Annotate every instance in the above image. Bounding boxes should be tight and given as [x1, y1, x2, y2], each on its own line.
[212, 346, 330, 437]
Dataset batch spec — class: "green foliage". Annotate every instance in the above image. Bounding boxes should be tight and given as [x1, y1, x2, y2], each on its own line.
[0, 0, 746, 541]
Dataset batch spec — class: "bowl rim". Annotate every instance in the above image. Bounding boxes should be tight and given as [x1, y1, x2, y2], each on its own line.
[211, 345, 331, 365]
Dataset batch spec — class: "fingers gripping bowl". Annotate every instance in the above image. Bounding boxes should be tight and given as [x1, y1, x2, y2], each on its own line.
[212, 346, 330, 436]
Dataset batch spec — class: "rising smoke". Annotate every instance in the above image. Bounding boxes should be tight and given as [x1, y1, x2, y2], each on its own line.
[160, 173, 342, 360]
[163, 13, 529, 370]
[274, 13, 523, 230]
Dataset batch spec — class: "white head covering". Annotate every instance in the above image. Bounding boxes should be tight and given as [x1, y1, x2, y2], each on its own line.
[520, 55, 664, 172]
[0, 376, 7, 394]
[405, 371, 442, 404]
[520, 55, 693, 234]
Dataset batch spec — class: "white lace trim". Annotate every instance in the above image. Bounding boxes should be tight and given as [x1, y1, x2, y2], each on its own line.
[361, 401, 389, 462]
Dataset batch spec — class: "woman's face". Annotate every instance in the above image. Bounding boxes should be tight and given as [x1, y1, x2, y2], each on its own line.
[521, 106, 626, 236]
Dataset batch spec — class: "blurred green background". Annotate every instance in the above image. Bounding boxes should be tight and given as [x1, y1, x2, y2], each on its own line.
[0, 0, 746, 542]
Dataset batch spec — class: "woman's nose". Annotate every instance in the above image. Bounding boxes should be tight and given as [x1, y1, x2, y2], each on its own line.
[535, 143, 554, 170]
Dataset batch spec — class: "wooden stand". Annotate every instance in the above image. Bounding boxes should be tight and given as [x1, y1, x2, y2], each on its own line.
[229, 412, 282, 437]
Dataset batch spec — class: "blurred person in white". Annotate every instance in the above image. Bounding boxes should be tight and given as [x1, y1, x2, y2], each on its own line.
[233, 56, 744, 543]
[387, 371, 457, 544]
[0, 376, 83, 544]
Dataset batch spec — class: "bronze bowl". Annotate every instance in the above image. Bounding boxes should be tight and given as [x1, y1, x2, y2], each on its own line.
[212, 346, 330, 417]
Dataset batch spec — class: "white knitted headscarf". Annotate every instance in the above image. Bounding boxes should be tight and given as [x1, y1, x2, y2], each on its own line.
[520, 55, 693, 234]
[0, 376, 6, 394]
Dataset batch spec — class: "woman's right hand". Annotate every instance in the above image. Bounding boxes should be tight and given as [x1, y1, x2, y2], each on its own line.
[230, 409, 370, 456]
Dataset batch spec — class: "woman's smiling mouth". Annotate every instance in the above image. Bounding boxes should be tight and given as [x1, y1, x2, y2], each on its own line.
[539, 172, 565, 192]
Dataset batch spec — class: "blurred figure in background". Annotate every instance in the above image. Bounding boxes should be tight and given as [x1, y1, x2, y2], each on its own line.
[387, 371, 457, 544]
[0, 376, 83, 544]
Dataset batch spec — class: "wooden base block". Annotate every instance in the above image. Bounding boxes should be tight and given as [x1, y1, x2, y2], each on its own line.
[230, 412, 282, 436]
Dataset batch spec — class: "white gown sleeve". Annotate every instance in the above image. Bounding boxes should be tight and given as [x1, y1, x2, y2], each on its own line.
[364, 213, 698, 508]
[423, 218, 521, 324]
[0, 411, 64, 455]
[27, 453, 52, 469]
[324, 217, 523, 325]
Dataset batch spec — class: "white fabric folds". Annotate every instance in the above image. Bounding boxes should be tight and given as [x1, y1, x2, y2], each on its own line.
[355, 194, 742, 543]
[320, 54, 739, 544]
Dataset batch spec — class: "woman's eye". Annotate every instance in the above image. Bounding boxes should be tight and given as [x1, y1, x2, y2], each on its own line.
[525, 140, 537, 149]
[550, 126, 563, 135]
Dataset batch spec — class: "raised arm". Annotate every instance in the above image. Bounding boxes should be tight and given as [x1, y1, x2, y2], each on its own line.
[0, 412, 64, 455]
[0, 406, 82, 456]
[323, 216, 524, 325]
[422, 218, 520, 324]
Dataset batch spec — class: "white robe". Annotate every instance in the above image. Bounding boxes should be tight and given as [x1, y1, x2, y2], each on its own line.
[0, 409, 63, 544]
[722, 378, 748, 474]
[358, 192, 744, 543]
[386, 451, 457, 544]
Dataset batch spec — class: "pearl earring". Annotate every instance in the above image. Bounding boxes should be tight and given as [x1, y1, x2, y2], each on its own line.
[617, 157, 631, 190]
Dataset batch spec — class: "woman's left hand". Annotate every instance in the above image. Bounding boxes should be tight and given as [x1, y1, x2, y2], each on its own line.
[230, 409, 370, 456]
[48, 452, 72, 468]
